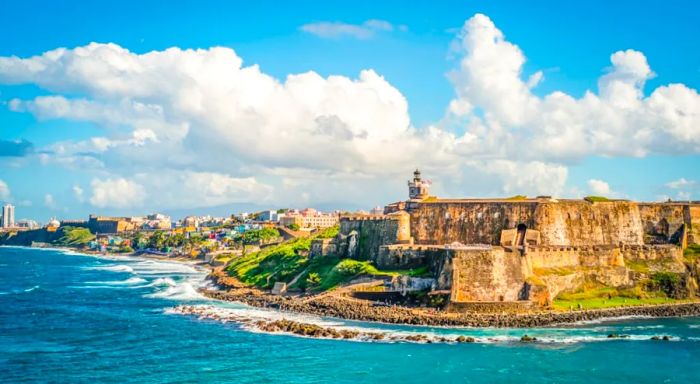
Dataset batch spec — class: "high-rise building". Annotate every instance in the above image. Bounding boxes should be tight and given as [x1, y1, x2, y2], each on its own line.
[2, 203, 15, 228]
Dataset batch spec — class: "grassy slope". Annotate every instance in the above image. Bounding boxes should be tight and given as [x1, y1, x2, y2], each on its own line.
[0, 226, 94, 247]
[56, 226, 95, 246]
[551, 244, 700, 311]
[552, 283, 683, 311]
[225, 225, 429, 291]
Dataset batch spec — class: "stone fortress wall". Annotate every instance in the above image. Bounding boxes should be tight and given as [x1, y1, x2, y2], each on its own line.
[311, 170, 700, 308]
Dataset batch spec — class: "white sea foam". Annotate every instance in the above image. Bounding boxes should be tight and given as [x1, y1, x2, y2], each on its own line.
[86, 264, 135, 273]
[0, 285, 40, 295]
[166, 304, 685, 345]
[86, 277, 147, 286]
[146, 276, 208, 301]
[566, 315, 655, 326]
[130, 261, 200, 275]
[23, 285, 40, 292]
[148, 277, 178, 287]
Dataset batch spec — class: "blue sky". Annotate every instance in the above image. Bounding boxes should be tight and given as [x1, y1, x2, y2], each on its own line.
[1, 0, 699, 221]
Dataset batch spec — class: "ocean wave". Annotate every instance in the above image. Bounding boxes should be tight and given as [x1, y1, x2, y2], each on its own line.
[130, 261, 200, 275]
[24, 285, 40, 292]
[85, 264, 135, 273]
[0, 285, 41, 295]
[147, 277, 179, 287]
[146, 279, 207, 301]
[85, 277, 147, 286]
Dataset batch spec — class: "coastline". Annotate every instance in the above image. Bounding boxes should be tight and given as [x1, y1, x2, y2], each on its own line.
[0, 244, 213, 272]
[6, 245, 699, 328]
[203, 267, 700, 328]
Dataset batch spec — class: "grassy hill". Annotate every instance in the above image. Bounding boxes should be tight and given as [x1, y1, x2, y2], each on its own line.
[224, 226, 424, 292]
[0, 226, 95, 247]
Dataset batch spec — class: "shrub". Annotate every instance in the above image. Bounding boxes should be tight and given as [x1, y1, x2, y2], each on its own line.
[306, 272, 321, 286]
[315, 225, 339, 239]
[650, 272, 683, 297]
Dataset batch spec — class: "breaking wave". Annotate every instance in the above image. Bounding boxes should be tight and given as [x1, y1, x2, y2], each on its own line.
[130, 261, 199, 275]
[85, 277, 147, 286]
[86, 264, 134, 273]
[148, 277, 178, 288]
[146, 279, 206, 301]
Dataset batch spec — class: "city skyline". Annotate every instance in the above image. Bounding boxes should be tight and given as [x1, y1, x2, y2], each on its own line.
[1, 0, 699, 221]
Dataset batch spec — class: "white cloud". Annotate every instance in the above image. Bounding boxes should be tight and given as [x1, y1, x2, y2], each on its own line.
[72, 185, 84, 202]
[301, 19, 397, 39]
[0, 13, 698, 209]
[445, 14, 700, 162]
[132, 171, 273, 209]
[0, 179, 10, 200]
[587, 179, 611, 196]
[44, 193, 56, 208]
[663, 178, 696, 201]
[665, 178, 695, 189]
[89, 178, 146, 208]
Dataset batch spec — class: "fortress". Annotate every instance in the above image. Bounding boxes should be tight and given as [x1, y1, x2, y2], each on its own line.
[312, 170, 700, 309]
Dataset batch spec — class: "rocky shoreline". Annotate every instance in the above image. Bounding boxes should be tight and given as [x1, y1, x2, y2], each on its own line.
[204, 268, 700, 328]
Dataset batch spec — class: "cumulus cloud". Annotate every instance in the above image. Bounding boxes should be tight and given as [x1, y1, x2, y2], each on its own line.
[587, 179, 611, 196]
[300, 19, 399, 39]
[445, 14, 700, 162]
[89, 178, 146, 208]
[0, 13, 698, 209]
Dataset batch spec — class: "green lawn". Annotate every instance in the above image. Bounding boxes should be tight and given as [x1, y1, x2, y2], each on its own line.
[553, 296, 679, 311]
[552, 284, 684, 310]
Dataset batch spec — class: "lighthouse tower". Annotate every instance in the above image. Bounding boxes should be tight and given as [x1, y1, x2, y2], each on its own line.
[407, 169, 430, 200]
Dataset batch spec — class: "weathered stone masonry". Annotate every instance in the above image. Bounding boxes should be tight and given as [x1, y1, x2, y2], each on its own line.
[311, 171, 700, 308]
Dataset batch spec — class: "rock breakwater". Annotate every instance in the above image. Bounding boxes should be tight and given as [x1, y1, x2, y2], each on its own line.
[205, 268, 700, 328]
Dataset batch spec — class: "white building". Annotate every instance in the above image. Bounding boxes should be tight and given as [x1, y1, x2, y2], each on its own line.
[257, 210, 279, 222]
[1, 203, 15, 228]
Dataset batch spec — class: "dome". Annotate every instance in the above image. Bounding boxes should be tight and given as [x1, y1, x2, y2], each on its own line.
[48, 218, 60, 227]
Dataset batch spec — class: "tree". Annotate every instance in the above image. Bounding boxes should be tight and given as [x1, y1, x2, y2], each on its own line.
[148, 230, 167, 250]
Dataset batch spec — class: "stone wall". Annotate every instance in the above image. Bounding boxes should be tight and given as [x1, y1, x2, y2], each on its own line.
[533, 201, 645, 246]
[687, 205, 700, 245]
[525, 245, 624, 269]
[309, 238, 336, 258]
[375, 244, 443, 269]
[338, 216, 401, 261]
[408, 200, 700, 247]
[408, 201, 539, 246]
[449, 246, 527, 302]
[638, 203, 689, 244]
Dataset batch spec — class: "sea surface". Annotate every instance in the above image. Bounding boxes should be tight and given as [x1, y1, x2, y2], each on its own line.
[1, 247, 700, 383]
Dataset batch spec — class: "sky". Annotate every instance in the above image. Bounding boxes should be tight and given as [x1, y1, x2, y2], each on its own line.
[0, 0, 699, 222]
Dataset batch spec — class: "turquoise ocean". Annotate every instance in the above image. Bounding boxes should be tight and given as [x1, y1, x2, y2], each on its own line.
[1, 246, 699, 383]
